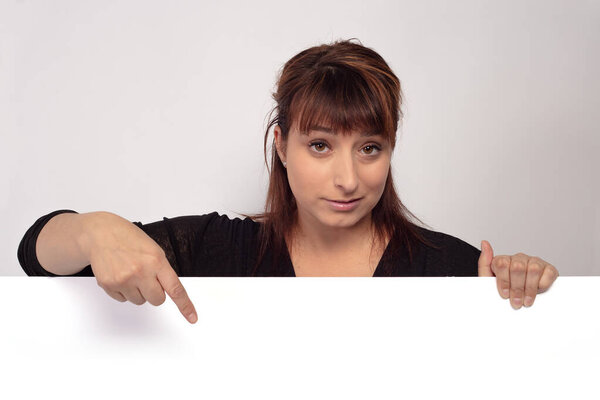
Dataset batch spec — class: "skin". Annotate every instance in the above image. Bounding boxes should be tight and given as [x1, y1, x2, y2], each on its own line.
[274, 122, 559, 309]
[274, 122, 391, 257]
[478, 242, 559, 309]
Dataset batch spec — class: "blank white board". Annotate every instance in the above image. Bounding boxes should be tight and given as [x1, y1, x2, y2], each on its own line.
[0, 276, 598, 400]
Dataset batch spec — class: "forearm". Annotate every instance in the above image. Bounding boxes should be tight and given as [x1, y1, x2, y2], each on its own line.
[35, 211, 105, 275]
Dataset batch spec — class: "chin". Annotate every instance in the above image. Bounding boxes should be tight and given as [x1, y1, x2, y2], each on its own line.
[319, 211, 369, 229]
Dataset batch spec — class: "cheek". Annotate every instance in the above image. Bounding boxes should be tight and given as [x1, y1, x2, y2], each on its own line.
[286, 153, 327, 199]
[361, 161, 390, 194]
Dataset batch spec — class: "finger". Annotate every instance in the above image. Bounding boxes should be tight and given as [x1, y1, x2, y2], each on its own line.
[104, 288, 127, 302]
[120, 286, 146, 305]
[492, 255, 511, 299]
[509, 254, 529, 309]
[538, 264, 559, 294]
[138, 277, 167, 306]
[523, 257, 544, 307]
[477, 240, 494, 277]
[156, 259, 197, 324]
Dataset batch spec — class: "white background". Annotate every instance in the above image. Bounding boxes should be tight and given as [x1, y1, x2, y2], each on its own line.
[1, 276, 598, 399]
[2, 0, 599, 275]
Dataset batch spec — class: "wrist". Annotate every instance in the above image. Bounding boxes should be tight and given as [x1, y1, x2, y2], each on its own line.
[76, 211, 111, 260]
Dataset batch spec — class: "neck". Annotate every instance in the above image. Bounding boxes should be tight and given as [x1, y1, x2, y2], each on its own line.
[289, 208, 376, 255]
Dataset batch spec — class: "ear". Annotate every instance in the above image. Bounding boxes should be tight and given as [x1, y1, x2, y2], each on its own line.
[274, 125, 287, 163]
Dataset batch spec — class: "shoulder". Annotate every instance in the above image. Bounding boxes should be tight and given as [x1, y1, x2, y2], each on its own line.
[163, 211, 260, 238]
[132, 211, 261, 249]
[414, 225, 481, 254]
[130, 212, 260, 277]
[413, 225, 482, 276]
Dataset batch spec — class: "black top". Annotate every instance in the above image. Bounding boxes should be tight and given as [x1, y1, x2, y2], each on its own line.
[17, 209, 482, 277]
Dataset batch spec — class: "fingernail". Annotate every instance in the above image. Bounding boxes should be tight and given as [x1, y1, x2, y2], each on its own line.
[524, 296, 533, 307]
[513, 298, 522, 308]
[502, 289, 509, 298]
[188, 313, 198, 323]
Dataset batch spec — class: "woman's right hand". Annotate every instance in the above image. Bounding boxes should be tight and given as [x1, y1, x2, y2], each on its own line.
[80, 212, 197, 324]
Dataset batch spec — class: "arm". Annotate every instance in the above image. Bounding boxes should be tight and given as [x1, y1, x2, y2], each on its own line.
[19, 209, 198, 323]
[34, 211, 104, 276]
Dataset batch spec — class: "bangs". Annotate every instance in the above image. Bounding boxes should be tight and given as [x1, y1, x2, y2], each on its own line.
[288, 66, 392, 140]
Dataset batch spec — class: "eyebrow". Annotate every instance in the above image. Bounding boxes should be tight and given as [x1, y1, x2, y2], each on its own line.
[305, 125, 381, 137]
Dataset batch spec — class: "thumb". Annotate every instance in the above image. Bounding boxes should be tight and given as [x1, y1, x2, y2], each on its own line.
[478, 240, 495, 277]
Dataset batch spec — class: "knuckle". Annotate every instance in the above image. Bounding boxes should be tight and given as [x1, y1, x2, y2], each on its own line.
[115, 266, 142, 284]
[529, 256, 543, 264]
[495, 256, 510, 270]
[98, 277, 117, 291]
[527, 262, 543, 275]
[130, 263, 143, 275]
[147, 252, 168, 273]
[114, 273, 130, 285]
[511, 261, 526, 273]
[149, 251, 165, 264]
[168, 282, 186, 299]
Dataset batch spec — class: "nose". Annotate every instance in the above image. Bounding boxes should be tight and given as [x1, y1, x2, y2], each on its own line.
[332, 151, 359, 194]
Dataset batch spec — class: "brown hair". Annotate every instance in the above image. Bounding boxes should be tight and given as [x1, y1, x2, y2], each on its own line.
[242, 38, 441, 276]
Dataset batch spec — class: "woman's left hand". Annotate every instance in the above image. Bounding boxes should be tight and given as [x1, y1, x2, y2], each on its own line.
[478, 240, 559, 309]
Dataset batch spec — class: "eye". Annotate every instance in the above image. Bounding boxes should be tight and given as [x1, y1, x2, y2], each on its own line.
[361, 144, 381, 155]
[308, 141, 382, 156]
[309, 141, 329, 153]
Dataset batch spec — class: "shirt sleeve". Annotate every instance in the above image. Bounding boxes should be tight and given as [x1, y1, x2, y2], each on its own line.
[17, 209, 93, 277]
[17, 209, 259, 277]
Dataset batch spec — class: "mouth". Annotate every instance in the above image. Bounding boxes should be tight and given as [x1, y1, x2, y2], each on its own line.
[326, 198, 362, 203]
[324, 197, 363, 211]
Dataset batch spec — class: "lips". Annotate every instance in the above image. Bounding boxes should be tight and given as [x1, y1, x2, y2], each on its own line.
[325, 197, 362, 211]
[328, 198, 361, 203]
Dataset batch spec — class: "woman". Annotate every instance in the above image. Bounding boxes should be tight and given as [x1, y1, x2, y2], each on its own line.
[18, 38, 559, 324]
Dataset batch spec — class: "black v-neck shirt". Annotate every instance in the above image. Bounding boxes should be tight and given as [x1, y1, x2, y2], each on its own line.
[18, 209, 482, 277]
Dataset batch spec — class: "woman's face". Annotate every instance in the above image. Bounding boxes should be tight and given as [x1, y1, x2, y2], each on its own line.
[275, 122, 392, 231]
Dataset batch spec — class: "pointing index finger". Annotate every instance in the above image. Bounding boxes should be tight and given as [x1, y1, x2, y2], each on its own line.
[156, 262, 197, 324]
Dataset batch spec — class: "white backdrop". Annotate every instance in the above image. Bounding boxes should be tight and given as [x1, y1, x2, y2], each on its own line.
[1, 276, 599, 399]
[2, 0, 599, 275]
